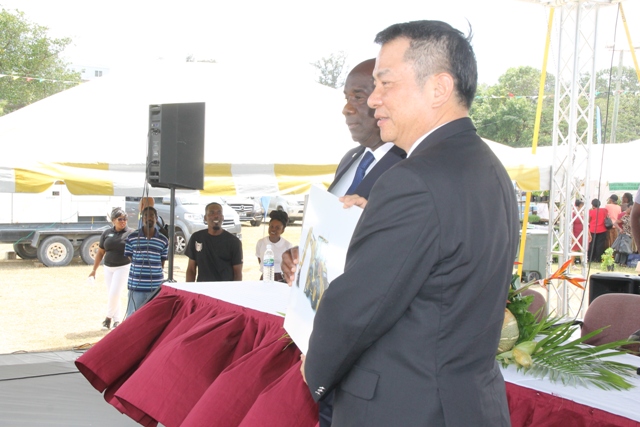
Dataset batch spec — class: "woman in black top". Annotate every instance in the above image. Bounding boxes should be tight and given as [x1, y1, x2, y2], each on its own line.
[88, 208, 132, 329]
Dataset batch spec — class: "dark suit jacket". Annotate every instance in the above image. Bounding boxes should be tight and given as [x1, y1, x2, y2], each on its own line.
[327, 144, 406, 198]
[306, 117, 518, 426]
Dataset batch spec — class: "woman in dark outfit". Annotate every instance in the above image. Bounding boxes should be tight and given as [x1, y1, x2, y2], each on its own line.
[88, 208, 132, 329]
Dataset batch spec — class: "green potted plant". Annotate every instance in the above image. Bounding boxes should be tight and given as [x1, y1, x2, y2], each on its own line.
[601, 247, 615, 271]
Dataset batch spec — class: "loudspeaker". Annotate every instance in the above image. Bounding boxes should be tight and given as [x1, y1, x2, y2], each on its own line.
[589, 272, 640, 303]
[147, 102, 205, 190]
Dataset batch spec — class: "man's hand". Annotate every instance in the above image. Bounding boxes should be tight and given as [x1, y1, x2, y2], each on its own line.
[300, 354, 307, 384]
[282, 246, 300, 286]
[339, 194, 368, 210]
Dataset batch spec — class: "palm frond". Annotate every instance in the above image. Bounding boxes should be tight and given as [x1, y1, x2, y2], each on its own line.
[505, 323, 637, 390]
[501, 264, 637, 390]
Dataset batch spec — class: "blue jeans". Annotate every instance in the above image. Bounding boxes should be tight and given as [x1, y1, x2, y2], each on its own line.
[125, 290, 154, 319]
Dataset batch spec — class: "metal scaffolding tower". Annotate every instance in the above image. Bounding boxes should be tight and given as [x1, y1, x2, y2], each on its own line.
[527, 1, 624, 317]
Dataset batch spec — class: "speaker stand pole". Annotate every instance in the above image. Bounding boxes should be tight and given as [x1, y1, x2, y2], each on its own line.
[167, 186, 176, 281]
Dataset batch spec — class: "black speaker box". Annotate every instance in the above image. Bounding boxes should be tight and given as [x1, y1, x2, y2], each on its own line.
[147, 102, 205, 190]
[588, 272, 640, 303]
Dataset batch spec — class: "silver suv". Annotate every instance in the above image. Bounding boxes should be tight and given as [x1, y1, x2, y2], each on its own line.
[268, 195, 305, 224]
[125, 196, 241, 255]
[224, 196, 265, 226]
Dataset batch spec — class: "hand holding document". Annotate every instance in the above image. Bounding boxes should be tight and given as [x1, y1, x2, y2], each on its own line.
[283, 185, 363, 354]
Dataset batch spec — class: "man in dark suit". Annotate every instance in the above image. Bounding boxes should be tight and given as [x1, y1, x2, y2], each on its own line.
[284, 58, 405, 426]
[302, 21, 518, 426]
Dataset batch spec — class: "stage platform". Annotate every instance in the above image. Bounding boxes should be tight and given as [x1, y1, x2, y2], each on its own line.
[0, 350, 140, 426]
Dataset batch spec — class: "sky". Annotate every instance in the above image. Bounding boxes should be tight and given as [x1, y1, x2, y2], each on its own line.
[1, 0, 639, 85]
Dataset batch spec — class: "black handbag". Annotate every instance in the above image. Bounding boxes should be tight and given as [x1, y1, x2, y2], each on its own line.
[604, 216, 613, 229]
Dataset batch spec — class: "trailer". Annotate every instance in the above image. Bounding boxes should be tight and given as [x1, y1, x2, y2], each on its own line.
[0, 184, 125, 267]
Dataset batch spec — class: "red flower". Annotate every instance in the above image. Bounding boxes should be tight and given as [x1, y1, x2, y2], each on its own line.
[542, 258, 586, 290]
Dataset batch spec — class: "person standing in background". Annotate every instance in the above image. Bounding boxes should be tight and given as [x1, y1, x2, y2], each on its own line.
[605, 194, 621, 250]
[89, 207, 132, 330]
[185, 202, 243, 282]
[572, 199, 587, 263]
[614, 205, 633, 266]
[620, 192, 634, 212]
[588, 199, 609, 263]
[255, 210, 292, 282]
[631, 186, 640, 255]
[124, 206, 168, 317]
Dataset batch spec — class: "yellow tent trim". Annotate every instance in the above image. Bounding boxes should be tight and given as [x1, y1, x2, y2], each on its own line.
[202, 163, 235, 195]
[505, 165, 542, 192]
[14, 168, 57, 193]
[59, 162, 114, 195]
[275, 164, 336, 194]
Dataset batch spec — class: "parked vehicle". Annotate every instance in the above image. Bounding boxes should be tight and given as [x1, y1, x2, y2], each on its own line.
[125, 195, 242, 255]
[267, 195, 306, 224]
[0, 183, 123, 267]
[223, 196, 265, 226]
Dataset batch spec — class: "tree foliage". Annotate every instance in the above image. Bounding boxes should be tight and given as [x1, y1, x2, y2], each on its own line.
[471, 66, 555, 147]
[0, 9, 80, 115]
[471, 65, 640, 147]
[311, 51, 348, 89]
[594, 66, 640, 144]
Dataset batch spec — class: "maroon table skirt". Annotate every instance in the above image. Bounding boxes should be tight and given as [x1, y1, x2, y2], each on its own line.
[76, 286, 318, 427]
[76, 286, 639, 427]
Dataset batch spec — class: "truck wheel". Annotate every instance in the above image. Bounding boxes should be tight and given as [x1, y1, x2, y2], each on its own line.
[13, 243, 38, 260]
[37, 236, 74, 267]
[250, 218, 262, 227]
[80, 235, 101, 265]
[174, 230, 187, 255]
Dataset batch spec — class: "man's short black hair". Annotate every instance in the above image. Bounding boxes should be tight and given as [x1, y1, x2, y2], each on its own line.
[374, 20, 477, 109]
[141, 206, 157, 218]
[205, 202, 222, 213]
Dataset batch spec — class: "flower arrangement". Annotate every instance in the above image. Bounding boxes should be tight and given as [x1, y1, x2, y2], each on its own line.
[496, 258, 638, 390]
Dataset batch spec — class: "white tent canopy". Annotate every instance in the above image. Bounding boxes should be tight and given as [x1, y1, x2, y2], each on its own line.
[484, 140, 551, 191]
[0, 61, 354, 196]
[0, 60, 551, 196]
[514, 140, 640, 196]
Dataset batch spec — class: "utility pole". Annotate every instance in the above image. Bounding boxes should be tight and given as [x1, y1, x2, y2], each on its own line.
[610, 49, 623, 145]
[607, 46, 640, 145]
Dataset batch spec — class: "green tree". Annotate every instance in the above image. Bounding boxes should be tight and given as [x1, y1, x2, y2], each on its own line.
[593, 66, 640, 143]
[0, 9, 80, 115]
[471, 66, 555, 147]
[311, 51, 348, 89]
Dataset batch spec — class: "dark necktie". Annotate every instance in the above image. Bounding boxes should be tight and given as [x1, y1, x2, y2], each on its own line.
[346, 151, 375, 195]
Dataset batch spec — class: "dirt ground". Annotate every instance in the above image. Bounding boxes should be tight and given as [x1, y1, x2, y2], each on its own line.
[0, 222, 634, 354]
[0, 223, 302, 354]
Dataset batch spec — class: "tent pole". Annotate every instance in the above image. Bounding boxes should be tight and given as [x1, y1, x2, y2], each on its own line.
[167, 186, 176, 281]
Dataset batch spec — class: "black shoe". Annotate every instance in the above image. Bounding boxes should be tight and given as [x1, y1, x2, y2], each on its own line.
[102, 317, 111, 330]
[112, 321, 120, 328]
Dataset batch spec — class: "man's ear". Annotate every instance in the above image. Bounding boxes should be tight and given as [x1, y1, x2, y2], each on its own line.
[431, 73, 455, 108]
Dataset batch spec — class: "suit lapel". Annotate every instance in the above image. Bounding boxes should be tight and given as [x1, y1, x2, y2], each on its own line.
[355, 145, 407, 199]
[328, 146, 365, 192]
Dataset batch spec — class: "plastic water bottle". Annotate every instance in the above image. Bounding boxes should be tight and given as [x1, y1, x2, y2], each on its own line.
[263, 244, 275, 282]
